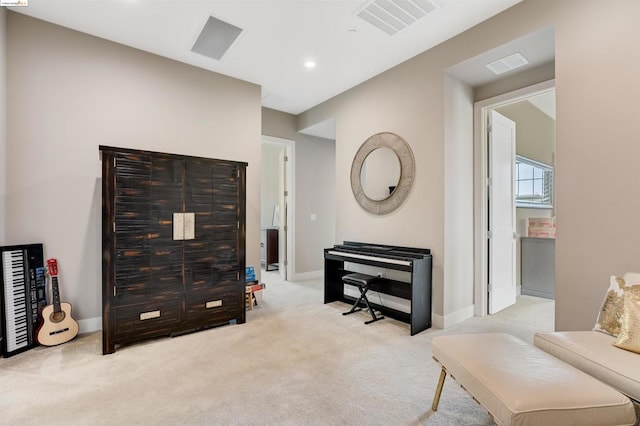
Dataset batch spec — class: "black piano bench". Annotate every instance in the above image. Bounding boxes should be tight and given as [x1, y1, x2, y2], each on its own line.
[341, 273, 384, 325]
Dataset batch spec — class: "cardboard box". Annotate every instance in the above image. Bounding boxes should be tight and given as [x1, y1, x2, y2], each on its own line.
[528, 226, 556, 238]
[527, 217, 556, 228]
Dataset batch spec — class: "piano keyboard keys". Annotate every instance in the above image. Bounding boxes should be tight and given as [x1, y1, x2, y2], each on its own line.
[3, 250, 29, 353]
[1, 244, 45, 357]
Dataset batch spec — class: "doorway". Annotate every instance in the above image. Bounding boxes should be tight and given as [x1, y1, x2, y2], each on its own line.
[261, 136, 294, 281]
[474, 79, 556, 316]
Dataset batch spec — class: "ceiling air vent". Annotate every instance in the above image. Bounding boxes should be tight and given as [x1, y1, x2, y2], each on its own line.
[486, 53, 530, 75]
[356, 0, 439, 36]
[191, 15, 243, 61]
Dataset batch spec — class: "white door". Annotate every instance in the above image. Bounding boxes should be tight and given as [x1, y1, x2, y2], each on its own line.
[278, 149, 287, 280]
[488, 110, 517, 314]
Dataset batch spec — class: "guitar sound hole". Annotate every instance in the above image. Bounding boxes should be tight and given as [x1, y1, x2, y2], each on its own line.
[51, 311, 66, 323]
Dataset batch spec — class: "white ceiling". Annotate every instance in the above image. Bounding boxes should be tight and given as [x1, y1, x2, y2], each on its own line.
[9, 0, 527, 116]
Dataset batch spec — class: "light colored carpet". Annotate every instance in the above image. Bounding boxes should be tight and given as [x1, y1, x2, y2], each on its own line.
[1, 271, 555, 425]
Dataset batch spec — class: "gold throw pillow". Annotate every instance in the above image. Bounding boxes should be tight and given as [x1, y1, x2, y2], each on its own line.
[613, 288, 640, 354]
[593, 275, 628, 336]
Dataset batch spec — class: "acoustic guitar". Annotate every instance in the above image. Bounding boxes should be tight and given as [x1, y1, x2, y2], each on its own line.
[36, 258, 79, 346]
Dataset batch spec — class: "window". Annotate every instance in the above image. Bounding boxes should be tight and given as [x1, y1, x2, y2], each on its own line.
[515, 155, 553, 208]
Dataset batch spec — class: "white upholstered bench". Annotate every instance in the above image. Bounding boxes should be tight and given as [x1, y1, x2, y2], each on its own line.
[534, 331, 640, 402]
[431, 333, 636, 425]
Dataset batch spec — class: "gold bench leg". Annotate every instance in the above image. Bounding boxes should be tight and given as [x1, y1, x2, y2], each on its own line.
[432, 366, 447, 411]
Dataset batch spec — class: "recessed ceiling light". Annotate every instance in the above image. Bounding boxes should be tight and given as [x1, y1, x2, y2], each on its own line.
[486, 52, 530, 75]
[304, 61, 317, 69]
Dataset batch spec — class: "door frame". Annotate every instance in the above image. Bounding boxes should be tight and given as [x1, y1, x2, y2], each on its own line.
[262, 135, 295, 281]
[473, 79, 555, 316]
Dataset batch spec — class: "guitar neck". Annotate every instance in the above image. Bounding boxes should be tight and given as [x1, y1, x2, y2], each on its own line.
[51, 276, 62, 313]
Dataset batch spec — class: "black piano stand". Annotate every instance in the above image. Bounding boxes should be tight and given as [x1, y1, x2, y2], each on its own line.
[342, 276, 384, 325]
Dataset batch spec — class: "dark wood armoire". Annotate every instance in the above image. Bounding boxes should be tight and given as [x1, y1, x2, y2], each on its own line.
[100, 146, 247, 354]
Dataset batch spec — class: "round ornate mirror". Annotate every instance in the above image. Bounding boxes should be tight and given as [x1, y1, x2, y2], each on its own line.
[351, 132, 415, 215]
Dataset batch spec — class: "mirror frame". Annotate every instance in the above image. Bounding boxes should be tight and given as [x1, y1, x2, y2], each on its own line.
[350, 132, 415, 215]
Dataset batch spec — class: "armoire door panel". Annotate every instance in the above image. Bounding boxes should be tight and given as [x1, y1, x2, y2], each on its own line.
[213, 163, 238, 181]
[184, 240, 215, 288]
[115, 250, 151, 291]
[211, 224, 238, 241]
[183, 161, 216, 290]
[183, 244, 237, 285]
[213, 190, 238, 204]
[150, 243, 183, 288]
[184, 160, 214, 202]
[114, 154, 154, 296]
[114, 201, 152, 229]
[150, 157, 183, 225]
[184, 266, 237, 288]
[148, 157, 184, 292]
[193, 212, 214, 239]
[213, 201, 238, 212]
[151, 157, 183, 183]
[114, 208, 152, 231]
[114, 154, 151, 201]
[186, 188, 215, 211]
[212, 199, 239, 210]
[210, 244, 237, 260]
[184, 159, 214, 177]
[210, 268, 238, 284]
[150, 196, 182, 215]
[114, 236, 151, 274]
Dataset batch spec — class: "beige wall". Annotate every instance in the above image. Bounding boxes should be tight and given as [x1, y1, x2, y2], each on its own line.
[443, 75, 475, 325]
[553, 1, 640, 330]
[6, 13, 262, 328]
[497, 100, 555, 166]
[262, 108, 297, 140]
[262, 108, 336, 276]
[294, 134, 336, 273]
[300, 0, 640, 330]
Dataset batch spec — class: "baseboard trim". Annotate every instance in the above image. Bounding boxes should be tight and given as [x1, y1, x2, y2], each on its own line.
[431, 304, 474, 329]
[292, 270, 323, 281]
[431, 314, 444, 329]
[78, 317, 101, 334]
